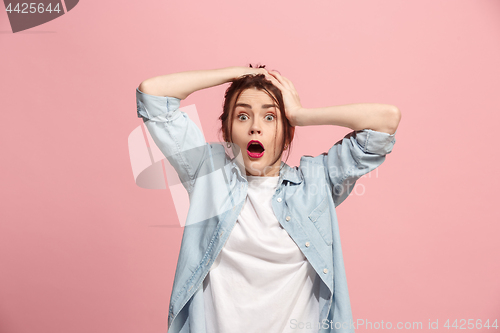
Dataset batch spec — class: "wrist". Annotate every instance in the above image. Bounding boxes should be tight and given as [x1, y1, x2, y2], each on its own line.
[223, 66, 245, 82]
[292, 108, 309, 127]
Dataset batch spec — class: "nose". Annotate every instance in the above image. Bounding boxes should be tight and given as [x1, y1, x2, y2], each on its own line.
[249, 118, 262, 135]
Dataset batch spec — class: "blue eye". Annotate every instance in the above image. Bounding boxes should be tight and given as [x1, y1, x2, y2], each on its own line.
[266, 114, 275, 121]
[238, 114, 248, 121]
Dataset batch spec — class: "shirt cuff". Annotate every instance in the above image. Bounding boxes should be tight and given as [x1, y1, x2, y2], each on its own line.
[355, 128, 397, 155]
[136, 87, 182, 122]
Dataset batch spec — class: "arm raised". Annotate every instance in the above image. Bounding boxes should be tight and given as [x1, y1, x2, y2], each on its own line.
[264, 70, 401, 134]
[136, 65, 268, 193]
[294, 104, 401, 135]
[138, 66, 268, 100]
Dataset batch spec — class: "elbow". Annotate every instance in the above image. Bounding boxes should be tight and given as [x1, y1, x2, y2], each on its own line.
[138, 78, 188, 100]
[368, 107, 401, 135]
[138, 79, 153, 95]
[386, 106, 401, 135]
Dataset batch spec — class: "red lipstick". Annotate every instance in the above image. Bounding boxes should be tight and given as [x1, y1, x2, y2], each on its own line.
[247, 140, 265, 158]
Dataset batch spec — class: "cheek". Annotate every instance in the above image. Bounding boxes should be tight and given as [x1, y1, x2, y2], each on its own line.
[231, 121, 241, 136]
[231, 125, 247, 147]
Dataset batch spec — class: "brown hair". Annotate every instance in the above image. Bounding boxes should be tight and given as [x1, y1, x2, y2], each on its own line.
[217, 64, 295, 168]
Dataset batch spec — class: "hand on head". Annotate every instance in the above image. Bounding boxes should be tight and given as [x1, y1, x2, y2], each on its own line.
[263, 70, 303, 127]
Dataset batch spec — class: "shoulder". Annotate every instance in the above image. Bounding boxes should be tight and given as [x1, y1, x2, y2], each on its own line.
[285, 155, 330, 189]
[204, 142, 231, 163]
[299, 154, 329, 178]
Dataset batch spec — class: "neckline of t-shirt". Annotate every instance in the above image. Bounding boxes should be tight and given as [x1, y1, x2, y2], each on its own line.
[247, 176, 279, 189]
[246, 175, 279, 182]
[246, 175, 280, 185]
[246, 176, 279, 178]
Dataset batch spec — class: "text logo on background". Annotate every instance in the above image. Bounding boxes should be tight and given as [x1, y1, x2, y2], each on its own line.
[3, 0, 79, 33]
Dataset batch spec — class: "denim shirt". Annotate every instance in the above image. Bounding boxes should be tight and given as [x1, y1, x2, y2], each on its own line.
[136, 87, 397, 333]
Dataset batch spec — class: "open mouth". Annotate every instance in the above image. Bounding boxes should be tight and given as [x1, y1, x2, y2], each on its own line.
[247, 140, 265, 158]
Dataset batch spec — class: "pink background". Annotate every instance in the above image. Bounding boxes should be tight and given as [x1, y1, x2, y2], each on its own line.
[1, 0, 499, 332]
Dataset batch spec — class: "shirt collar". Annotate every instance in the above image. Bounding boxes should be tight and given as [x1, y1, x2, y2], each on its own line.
[278, 161, 303, 185]
[231, 156, 303, 185]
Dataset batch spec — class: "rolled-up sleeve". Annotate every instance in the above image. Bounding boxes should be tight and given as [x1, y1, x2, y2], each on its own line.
[136, 87, 182, 122]
[323, 129, 397, 207]
[136, 87, 208, 193]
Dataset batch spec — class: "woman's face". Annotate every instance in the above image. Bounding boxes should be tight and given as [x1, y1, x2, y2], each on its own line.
[230, 88, 284, 177]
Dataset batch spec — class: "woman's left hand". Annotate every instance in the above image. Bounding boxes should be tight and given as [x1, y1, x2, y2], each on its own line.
[264, 70, 303, 127]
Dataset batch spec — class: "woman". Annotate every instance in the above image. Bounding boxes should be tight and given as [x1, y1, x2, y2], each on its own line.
[136, 65, 400, 333]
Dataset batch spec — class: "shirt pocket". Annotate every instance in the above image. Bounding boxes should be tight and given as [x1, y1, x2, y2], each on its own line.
[307, 195, 333, 246]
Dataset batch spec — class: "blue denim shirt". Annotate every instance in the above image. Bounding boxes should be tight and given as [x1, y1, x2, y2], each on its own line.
[136, 87, 397, 333]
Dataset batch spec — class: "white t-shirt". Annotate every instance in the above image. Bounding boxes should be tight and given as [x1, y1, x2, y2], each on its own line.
[203, 175, 320, 333]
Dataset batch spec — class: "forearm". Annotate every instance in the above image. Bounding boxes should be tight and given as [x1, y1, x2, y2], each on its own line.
[294, 103, 401, 134]
[138, 66, 246, 99]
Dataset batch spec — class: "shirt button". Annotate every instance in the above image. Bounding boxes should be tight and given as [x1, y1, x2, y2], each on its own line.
[323, 268, 328, 274]
[305, 242, 310, 247]
[285, 216, 291, 221]
[241, 184, 244, 188]
[277, 198, 282, 202]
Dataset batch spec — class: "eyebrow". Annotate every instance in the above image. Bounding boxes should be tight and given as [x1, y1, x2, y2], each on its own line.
[234, 103, 277, 109]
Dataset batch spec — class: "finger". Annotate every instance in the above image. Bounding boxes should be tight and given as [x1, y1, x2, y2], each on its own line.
[267, 71, 287, 89]
[264, 72, 286, 91]
[276, 74, 298, 96]
[266, 76, 286, 93]
[269, 70, 292, 90]
[282, 76, 296, 91]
